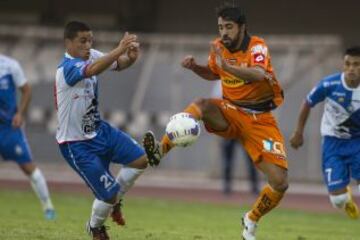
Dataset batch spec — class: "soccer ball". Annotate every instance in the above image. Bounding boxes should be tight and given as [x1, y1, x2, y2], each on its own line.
[165, 112, 201, 147]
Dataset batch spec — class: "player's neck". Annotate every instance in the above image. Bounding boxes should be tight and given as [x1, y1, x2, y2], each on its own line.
[66, 49, 83, 59]
[345, 78, 360, 89]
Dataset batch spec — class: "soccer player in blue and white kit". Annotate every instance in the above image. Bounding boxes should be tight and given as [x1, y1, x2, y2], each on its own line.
[0, 54, 55, 220]
[55, 21, 149, 240]
[290, 46, 360, 219]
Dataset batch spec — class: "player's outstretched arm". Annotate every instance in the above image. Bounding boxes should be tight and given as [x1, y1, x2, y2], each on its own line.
[223, 64, 265, 82]
[85, 32, 137, 77]
[290, 101, 312, 149]
[212, 44, 265, 82]
[182, 55, 219, 80]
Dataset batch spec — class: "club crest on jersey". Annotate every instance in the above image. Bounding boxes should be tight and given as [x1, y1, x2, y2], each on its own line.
[225, 58, 237, 65]
[262, 139, 286, 157]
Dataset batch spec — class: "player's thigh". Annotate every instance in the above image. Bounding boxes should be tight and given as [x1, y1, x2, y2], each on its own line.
[242, 112, 288, 169]
[0, 128, 32, 165]
[59, 143, 120, 201]
[195, 98, 230, 132]
[322, 155, 349, 193]
[109, 128, 146, 166]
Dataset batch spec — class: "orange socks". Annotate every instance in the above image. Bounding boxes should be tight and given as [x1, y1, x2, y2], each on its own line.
[183, 103, 203, 120]
[160, 134, 174, 154]
[248, 184, 284, 222]
[161, 102, 203, 154]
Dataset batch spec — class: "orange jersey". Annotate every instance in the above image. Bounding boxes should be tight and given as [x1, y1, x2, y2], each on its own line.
[208, 35, 284, 111]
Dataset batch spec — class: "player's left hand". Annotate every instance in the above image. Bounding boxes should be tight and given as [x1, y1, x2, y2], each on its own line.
[211, 43, 228, 69]
[127, 42, 140, 62]
[289, 131, 304, 149]
[12, 113, 23, 128]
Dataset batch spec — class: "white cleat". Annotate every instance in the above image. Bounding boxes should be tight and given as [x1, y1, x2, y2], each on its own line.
[242, 212, 257, 240]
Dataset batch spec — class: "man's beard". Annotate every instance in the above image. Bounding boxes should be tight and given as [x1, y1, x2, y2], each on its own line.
[222, 35, 240, 51]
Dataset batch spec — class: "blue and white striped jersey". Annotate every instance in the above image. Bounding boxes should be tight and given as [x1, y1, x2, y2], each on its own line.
[0, 55, 27, 127]
[307, 72, 360, 139]
[55, 49, 117, 143]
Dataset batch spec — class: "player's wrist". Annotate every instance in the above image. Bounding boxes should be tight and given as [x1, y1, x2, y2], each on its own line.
[294, 129, 303, 136]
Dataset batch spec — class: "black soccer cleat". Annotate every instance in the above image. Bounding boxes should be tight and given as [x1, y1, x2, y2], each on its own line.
[86, 221, 110, 240]
[142, 131, 163, 167]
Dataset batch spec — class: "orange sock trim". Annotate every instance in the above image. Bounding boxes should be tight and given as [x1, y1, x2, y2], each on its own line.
[184, 103, 202, 120]
[248, 184, 284, 222]
[161, 134, 174, 154]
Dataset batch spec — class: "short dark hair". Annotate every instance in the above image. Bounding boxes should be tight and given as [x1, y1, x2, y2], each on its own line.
[345, 46, 360, 57]
[64, 21, 91, 40]
[216, 5, 246, 25]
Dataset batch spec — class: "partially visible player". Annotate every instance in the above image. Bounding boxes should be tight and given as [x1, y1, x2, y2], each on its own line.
[290, 46, 360, 219]
[0, 54, 55, 220]
[143, 6, 288, 240]
[55, 21, 149, 240]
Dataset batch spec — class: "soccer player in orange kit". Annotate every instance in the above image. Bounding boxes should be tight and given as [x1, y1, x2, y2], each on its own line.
[143, 6, 288, 240]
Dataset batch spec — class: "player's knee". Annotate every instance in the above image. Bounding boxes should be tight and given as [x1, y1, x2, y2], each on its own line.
[329, 193, 349, 209]
[269, 176, 288, 193]
[129, 155, 148, 169]
[193, 98, 214, 117]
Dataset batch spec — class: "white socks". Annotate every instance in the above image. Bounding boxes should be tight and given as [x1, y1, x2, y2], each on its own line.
[116, 167, 144, 199]
[90, 199, 113, 228]
[30, 168, 54, 210]
[329, 193, 350, 209]
[89, 167, 145, 228]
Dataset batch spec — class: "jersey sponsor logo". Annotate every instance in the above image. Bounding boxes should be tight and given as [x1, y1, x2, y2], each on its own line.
[332, 92, 346, 97]
[262, 139, 286, 157]
[254, 53, 265, 64]
[323, 80, 341, 87]
[222, 77, 246, 88]
[81, 99, 100, 135]
[251, 44, 268, 56]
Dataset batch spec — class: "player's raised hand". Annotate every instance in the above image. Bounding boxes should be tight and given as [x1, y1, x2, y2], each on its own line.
[127, 41, 140, 62]
[211, 43, 227, 69]
[181, 55, 197, 70]
[289, 131, 304, 149]
[117, 32, 138, 55]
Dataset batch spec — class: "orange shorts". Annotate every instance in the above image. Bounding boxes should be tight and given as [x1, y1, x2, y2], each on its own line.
[204, 99, 288, 169]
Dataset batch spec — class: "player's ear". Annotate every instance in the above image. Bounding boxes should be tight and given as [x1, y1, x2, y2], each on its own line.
[64, 38, 72, 48]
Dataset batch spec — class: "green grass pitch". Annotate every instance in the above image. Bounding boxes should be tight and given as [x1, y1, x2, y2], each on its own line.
[0, 190, 359, 240]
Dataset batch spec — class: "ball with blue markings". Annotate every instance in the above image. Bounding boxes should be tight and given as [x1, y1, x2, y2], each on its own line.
[166, 112, 200, 147]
